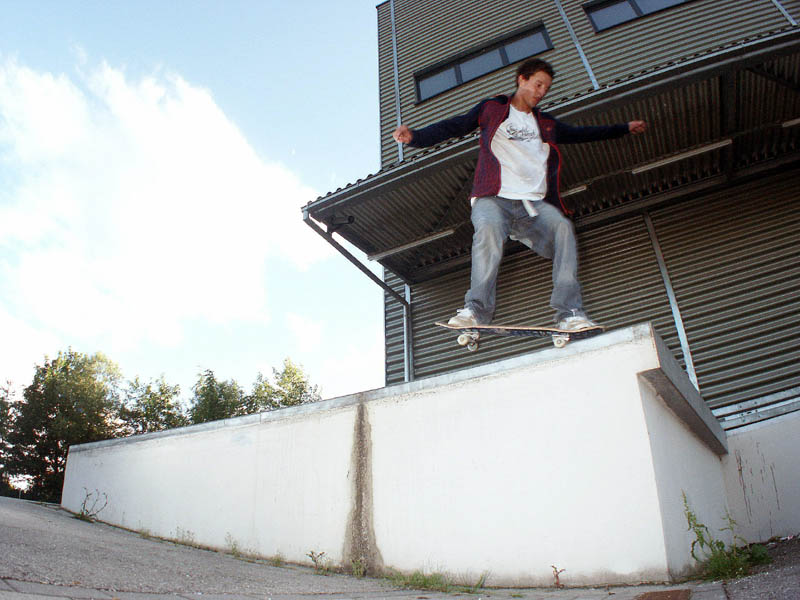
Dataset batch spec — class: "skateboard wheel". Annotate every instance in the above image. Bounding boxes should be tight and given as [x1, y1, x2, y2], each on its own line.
[467, 341, 479, 352]
[457, 334, 471, 346]
[552, 335, 568, 348]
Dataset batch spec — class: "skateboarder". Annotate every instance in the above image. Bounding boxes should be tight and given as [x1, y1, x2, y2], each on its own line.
[393, 58, 647, 331]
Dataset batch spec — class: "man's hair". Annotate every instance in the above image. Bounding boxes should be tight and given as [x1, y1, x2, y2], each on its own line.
[515, 58, 555, 86]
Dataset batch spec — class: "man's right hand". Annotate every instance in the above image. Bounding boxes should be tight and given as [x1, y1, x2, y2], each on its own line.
[393, 125, 413, 144]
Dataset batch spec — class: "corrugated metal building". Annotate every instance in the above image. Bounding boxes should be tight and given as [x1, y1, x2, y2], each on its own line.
[304, 0, 800, 431]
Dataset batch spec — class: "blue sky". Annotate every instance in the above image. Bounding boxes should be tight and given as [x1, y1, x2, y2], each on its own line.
[0, 1, 388, 401]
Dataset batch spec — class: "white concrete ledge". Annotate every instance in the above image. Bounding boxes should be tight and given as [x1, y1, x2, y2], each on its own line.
[63, 323, 731, 587]
[638, 330, 727, 455]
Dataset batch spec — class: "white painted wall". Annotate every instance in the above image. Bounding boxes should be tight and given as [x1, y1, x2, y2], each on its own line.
[366, 325, 727, 586]
[722, 410, 800, 543]
[63, 404, 358, 562]
[637, 378, 731, 578]
[62, 324, 731, 587]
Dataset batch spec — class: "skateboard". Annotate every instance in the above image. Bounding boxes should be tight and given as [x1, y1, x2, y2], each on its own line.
[435, 321, 605, 351]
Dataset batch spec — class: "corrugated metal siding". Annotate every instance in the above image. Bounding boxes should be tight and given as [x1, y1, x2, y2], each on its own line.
[379, 0, 595, 168]
[378, 2, 400, 166]
[384, 269, 407, 385]
[385, 213, 678, 384]
[649, 171, 800, 424]
[563, 0, 795, 86]
[738, 57, 800, 132]
[578, 217, 680, 360]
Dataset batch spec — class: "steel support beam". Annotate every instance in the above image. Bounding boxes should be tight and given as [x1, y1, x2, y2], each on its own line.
[303, 209, 409, 309]
[643, 212, 699, 391]
[303, 209, 415, 383]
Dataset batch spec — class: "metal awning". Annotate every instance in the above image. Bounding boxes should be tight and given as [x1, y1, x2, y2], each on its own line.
[304, 32, 800, 285]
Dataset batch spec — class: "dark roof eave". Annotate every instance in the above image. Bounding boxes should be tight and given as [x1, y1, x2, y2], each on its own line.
[305, 135, 478, 220]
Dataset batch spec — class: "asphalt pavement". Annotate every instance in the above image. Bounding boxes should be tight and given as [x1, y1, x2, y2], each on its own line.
[1, 497, 795, 600]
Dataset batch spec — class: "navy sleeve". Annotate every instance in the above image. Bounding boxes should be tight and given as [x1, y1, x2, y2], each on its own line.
[408, 100, 485, 148]
[551, 114, 629, 144]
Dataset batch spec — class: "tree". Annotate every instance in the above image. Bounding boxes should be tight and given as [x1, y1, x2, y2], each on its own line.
[188, 370, 245, 424]
[6, 350, 123, 502]
[0, 384, 14, 496]
[244, 358, 321, 413]
[243, 373, 280, 413]
[189, 360, 321, 424]
[272, 358, 321, 407]
[120, 376, 187, 435]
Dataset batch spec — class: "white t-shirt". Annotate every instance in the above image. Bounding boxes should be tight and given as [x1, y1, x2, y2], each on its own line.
[488, 105, 551, 215]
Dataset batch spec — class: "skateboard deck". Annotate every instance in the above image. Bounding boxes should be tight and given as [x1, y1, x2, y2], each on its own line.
[435, 321, 604, 351]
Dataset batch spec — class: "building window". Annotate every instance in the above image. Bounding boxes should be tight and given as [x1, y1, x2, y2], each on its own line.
[415, 24, 553, 102]
[584, 0, 690, 32]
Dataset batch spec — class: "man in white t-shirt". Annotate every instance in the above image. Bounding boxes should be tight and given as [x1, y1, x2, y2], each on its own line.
[394, 59, 647, 330]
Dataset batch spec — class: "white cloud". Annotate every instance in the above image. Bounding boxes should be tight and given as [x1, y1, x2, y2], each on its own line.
[286, 312, 323, 355]
[0, 307, 62, 389]
[0, 56, 333, 385]
[315, 334, 385, 399]
[282, 309, 385, 399]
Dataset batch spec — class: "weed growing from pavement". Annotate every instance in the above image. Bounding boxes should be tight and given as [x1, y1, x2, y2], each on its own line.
[683, 491, 770, 579]
[388, 570, 451, 592]
[350, 558, 366, 578]
[550, 565, 565, 588]
[174, 527, 200, 547]
[74, 488, 108, 522]
[268, 553, 285, 567]
[307, 550, 331, 574]
[386, 570, 488, 594]
[223, 533, 265, 563]
[465, 571, 488, 594]
[225, 533, 243, 557]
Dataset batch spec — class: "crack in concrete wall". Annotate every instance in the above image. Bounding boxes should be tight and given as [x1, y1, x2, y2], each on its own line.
[343, 398, 383, 575]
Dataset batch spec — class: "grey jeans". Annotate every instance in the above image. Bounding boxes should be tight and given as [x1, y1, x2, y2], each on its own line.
[465, 196, 584, 324]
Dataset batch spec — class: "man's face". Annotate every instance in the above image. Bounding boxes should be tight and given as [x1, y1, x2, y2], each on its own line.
[516, 70, 552, 109]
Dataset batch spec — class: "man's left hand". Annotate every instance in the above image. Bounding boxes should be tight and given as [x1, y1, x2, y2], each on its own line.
[628, 120, 647, 134]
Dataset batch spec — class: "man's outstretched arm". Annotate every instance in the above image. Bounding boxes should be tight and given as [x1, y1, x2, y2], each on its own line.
[554, 117, 647, 144]
[392, 99, 486, 148]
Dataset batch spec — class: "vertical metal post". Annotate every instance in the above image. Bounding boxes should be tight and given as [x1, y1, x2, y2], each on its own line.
[644, 213, 699, 390]
[403, 284, 414, 382]
[389, 0, 404, 162]
[553, 0, 600, 90]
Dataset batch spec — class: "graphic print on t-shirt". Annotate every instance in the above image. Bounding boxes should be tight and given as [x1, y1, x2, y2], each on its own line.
[491, 105, 550, 201]
[505, 122, 540, 142]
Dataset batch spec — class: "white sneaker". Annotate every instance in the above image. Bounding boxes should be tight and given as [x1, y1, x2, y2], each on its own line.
[556, 314, 600, 331]
[448, 307, 479, 328]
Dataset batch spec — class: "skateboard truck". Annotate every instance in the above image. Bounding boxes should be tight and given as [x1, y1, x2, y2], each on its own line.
[456, 331, 480, 351]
